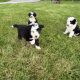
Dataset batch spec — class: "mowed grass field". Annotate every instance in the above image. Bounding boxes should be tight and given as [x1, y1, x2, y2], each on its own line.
[0, 0, 9, 2]
[0, 1, 80, 80]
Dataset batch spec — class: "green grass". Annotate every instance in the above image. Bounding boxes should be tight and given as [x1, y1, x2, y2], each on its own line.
[0, 0, 9, 2]
[0, 1, 80, 80]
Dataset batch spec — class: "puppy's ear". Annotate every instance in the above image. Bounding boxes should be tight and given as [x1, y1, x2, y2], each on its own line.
[33, 12, 37, 17]
[70, 19, 76, 25]
[37, 25, 44, 32]
[28, 13, 31, 17]
[39, 25, 44, 29]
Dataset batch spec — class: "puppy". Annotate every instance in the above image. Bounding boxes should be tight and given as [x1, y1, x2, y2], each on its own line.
[64, 17, 80, 37]
[11, 23, 44, 50]
[28, 12, 37, 25]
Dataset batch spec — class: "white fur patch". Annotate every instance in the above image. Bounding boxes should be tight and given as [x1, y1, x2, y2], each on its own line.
[30, 12, 34, 15]
[31, 23, 40, 39]
[32, 23, 39, 29]
[11, 25, 14, 28]
[35, 45, 41, 50]
[29, 17, 36, 25]
[30, 39, 35, 45]
[69, 31, 74, 38]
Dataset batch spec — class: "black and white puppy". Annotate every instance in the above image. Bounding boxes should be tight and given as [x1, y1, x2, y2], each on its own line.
[64, 17, 80, 37]
[11, 23, 44, 50]
[28, 12, 37, 25]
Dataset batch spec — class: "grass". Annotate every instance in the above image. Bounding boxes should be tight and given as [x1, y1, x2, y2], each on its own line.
[0, 0, 9, 2]
[0, 1, 80, 80]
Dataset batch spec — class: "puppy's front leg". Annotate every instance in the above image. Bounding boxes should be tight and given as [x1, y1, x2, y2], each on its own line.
[69, 31, 74, 38]
[35, 39, 41, 50]
[64, 25, 69, 34]
[63, 29, 69, 34]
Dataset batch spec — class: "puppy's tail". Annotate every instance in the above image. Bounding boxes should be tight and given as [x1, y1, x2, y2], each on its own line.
[11, 24, 19, 28]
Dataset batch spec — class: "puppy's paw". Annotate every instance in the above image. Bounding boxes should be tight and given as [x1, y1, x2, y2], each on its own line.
[30, 40, 35, 45]
[63, 32, 67, 34]
[69, 35, 73, 38]
[11, 25, 14, 28]
[69, 32, 74, 38]
[35, 46, 41, 50]
[73, 34, 77, 37]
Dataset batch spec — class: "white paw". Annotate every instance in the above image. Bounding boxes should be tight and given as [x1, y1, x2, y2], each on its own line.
[63, 32, 66, 34]
[69, 35, 73, 38]
[30, 40, 35, 45]
[11, 25, 14, 28]
[73, 34, 77, 37]
[35, 46, 41, 50]
[69, 31, 74, 38]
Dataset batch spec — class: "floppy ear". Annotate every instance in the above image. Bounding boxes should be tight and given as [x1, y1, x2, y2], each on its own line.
[70, 19, 76, 25]
[37, 24, 44, 33]
[28, 13, 31, 17]
[33, 12, 37, 17]
[39, 24, 44, 29]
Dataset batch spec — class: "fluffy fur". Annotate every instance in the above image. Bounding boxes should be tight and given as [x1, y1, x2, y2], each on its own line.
[11, 23, 44, 50]
[64, 17, 80, 37]
[28, 12, 37, 25]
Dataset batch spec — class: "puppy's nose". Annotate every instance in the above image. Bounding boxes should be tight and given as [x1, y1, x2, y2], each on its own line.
[30, 15, 33, 17]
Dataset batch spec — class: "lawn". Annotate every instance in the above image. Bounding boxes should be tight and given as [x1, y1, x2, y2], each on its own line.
[0, 0, 9, 2]
[0, 1, 80, 80]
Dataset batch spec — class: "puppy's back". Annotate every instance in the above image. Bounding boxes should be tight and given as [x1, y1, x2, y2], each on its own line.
[11, 24, 32, 34]
[11, 24, 27, 28]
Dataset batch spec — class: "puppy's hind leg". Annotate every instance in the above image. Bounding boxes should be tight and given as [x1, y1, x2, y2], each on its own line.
[69, 31, 74, 38]
[35, 39, 41, 50]
[18, 34, 22, 40]
[18, 30, 22, 40]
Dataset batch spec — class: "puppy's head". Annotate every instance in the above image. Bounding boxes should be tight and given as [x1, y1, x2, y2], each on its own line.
[28, 12, 37, 18]
[67, 17, 77, 25]
[30, 23, 44, 39]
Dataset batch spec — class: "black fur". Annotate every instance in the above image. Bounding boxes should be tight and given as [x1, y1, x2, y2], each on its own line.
[37, 25, 44, 33]
[13, 24, 32, 41]
[70, 19, 76, 25]
[35, 39, 39, 46]
[73, 25, 80, 35]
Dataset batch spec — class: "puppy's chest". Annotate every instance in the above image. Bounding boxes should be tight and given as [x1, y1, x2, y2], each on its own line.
[29, 18, 36, 22]
[67, 25, 76, 31]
